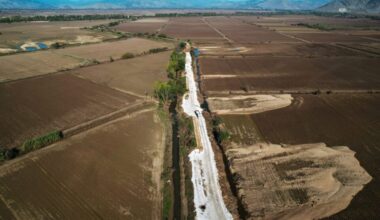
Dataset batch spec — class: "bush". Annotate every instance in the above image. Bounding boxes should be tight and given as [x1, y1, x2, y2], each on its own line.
[149, 47, 168, 54]
[157, 33, 168, 38]
[179, 41, 187, 50]
[51, 42, 66, 49]
[212, 116, 231, 145]
[167, 51, 185, 79]
[121, 52, 134, 59]
[21, 131, 63, 153]
[0, 147, 19, 161]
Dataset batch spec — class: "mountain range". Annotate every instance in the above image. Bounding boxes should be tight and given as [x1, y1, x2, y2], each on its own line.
[318, 0, 380, 13]
[0, 0, 379, 12]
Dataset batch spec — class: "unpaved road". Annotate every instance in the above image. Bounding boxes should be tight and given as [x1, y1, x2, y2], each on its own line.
[182, 51, 233, 220]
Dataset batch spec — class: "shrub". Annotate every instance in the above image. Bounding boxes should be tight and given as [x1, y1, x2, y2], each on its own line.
[121, 52, 134, 59]
[157, 33, 168, 38]
[0, 148, 19, 161]
[179, 41, 187, 50]
[21, 131, 63, 154]
[212, 116, 231, 145]
[149, 47, 168, 54]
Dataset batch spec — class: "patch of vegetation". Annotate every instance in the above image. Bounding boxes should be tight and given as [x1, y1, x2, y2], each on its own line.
[212, 116, 231, 145]
[296, 23, 335, 31]
[121, 52, 135, 59]
[21, 131, 63, 154]
[0, 14, 131, 23]
[0, 147, 19, 162]
[154, 48, 187, 106]
[178, 114, 196, 156]
[161, 154, 173, 220]
[167, 50, 185, 79]
[50, 42, 67, 49]
[149, 47, 168, 54]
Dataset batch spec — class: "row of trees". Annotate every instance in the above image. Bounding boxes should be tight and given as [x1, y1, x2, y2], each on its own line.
[0, 14, 132, 23]
[154, 44, 187, 106]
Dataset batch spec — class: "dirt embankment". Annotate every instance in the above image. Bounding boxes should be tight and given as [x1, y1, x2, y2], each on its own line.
[208, 94, 293, 115]
[226, 142, 372, 220]
[210, 94, 373, 219]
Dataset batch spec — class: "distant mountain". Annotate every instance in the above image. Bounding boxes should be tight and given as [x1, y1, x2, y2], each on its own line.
[0, 0, 52, 9]
[258, 0, 331, 10]
[318, 0, 380, 13]
[0, 0, 333, 10]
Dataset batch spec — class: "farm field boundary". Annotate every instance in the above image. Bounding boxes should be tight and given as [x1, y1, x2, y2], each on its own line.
[206, 89, 380, 96]
[0, 100, 156, 164]
[63, 100, 156, 138]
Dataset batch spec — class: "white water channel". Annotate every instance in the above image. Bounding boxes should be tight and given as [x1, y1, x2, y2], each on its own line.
[182, 52, 233, 220]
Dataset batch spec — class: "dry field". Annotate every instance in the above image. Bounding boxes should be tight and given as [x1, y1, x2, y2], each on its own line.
[213, 94, 379, 219]
[0, 51, 84, 82]
[196, 14, 380, 219]
[249, 94, 380, 219]
[116, 18, 168, 34]
[0, 38, 172, 82]
[54, 38, 172, 62]
[0, 20, 117, 49]
[226, 142, 371, 219]
[204, 16, 299, 44]
[0, 110, 165, 219]
[161, 17, 223, 42]
[0, 73, 137, 149]
[200, 56, 380, 92]
[73, 51, 171, 96]
[237, 15, 380, 44]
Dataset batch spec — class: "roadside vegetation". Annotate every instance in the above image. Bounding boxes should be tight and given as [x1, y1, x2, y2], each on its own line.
[154, 41, 197, 219]
[154, 46, 186, 106]
[154, 42, 186, 219]
[212, 116, 231, 146]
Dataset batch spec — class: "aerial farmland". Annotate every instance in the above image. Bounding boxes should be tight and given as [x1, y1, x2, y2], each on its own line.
[0, 5, 379, 220]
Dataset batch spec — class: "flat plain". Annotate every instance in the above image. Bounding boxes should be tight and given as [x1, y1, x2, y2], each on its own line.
[184, 15, 380, 219]
[0, 38, 172, 82]
[73, 51, 171, 96]
[0, 73, 137, 149]
[0, 20, 118, 49]
[200, 56, 380, 92]
[0, 110, 165, 219]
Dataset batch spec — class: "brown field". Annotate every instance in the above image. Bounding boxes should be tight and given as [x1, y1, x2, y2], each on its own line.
[0, 51, 84, 82]
[0, 110, 165, 219]
[0, 73, 137, 149]
[248, 94, 380, 219]
[239, 15, 380, 30]
[204, 16, 299, 44]
[161, 17, 223, 41]
[341, 43, 380, 55]
[0, 38, 172, 82]
[116, 18, 168, 33]
[200, 56, 380, 91]
[289, 32, 377, 43]
[206, 43, 363, 56]
[220, 114, 263, 145]
[72, 51, 171, 96]
[0, 20, 117, 49]
[54, 38, 173, 62]
[196, 14, 380, 219]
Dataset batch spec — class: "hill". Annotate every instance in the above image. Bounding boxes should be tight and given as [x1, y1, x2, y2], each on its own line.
[318, 0, 380, 13]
